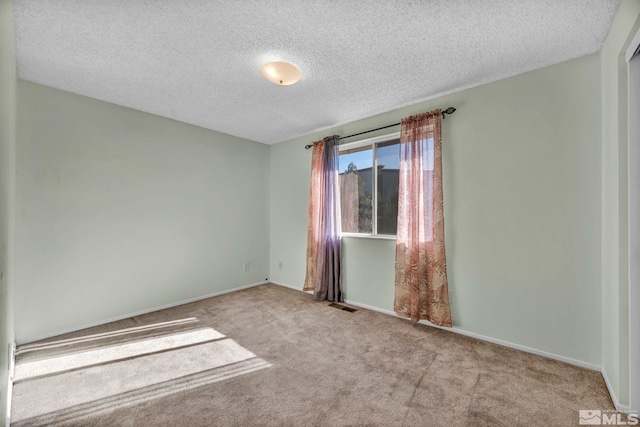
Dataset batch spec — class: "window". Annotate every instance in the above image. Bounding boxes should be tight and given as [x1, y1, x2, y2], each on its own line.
[338, 133, 400, 237]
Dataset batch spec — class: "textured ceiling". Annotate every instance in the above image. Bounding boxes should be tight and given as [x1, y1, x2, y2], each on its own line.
[14, 0, 620, 145]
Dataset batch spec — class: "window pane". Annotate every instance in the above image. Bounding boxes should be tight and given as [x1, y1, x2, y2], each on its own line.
[339, 147, 373, 233]
[377, 141, 400, 235]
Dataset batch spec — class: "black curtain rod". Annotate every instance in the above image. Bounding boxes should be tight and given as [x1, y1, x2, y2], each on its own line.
[304, 107, 456, 149]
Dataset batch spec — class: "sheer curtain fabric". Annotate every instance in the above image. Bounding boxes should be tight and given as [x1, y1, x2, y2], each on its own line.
[304, 135, 342, 302]
[394, 110, 452, 326]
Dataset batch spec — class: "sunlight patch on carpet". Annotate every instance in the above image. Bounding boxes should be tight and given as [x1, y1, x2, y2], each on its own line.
[12, 357, 271, 427]
[17, 317, 200, 354]
[11, 324, 272, 426]
[14, 327, 225, 381]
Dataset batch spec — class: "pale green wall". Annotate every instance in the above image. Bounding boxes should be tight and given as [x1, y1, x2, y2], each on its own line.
[270, 53, 602, 365]
[0, 0, 15, 423]
[9, 2, 632, 411]
[601, 0, 640, 408]
[15, 81, 270, 343]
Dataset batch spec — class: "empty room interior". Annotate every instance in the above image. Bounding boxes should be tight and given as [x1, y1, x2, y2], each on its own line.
[2, 0, 640, 426]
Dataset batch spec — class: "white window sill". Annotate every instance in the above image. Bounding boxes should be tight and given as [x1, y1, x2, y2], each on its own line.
[341, 233, 397, 241]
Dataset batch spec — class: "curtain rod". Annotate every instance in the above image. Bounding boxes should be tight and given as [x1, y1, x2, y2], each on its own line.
[304, 107, 456, 149]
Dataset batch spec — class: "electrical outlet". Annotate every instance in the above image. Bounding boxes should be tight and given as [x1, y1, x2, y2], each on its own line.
[243, 262, 250, 272]
[278, 261, 283, 270]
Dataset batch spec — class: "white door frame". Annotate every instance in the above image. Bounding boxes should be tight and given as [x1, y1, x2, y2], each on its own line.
[626, 28, 640, 414]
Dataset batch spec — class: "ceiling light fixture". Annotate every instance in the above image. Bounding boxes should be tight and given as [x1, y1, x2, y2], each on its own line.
[260, 61, 302, 86]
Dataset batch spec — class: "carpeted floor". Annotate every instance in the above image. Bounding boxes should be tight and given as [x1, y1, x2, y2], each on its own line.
[11, 283, 614, 426]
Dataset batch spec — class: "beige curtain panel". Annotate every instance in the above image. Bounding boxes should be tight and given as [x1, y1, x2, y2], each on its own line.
[394, 110, 452, 327]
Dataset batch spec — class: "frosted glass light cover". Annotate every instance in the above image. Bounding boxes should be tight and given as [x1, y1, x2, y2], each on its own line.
[260, 61, 302, 85]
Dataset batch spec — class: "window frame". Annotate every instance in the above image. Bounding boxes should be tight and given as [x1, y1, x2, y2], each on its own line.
[338, 131, 400, 240]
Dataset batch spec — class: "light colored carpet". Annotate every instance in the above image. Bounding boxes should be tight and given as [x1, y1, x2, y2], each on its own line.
[11, 283, 614, 426]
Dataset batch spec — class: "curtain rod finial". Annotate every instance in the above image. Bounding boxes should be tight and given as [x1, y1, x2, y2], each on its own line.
[442, 107, 456, 119]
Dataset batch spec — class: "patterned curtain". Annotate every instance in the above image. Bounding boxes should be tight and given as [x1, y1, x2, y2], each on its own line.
[394, 110, 452, 326]
[304, 135, 342, 302]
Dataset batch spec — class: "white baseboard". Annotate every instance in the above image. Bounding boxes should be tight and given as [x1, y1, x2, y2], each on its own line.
[601, 368, 630, 413]
[16, 279, 619, 413]
[16, 281, 269, 345]
[342, 298, 601, 371]
[269, 280, 299, 291]
[270, 281, 601, 372]
[269, 280, 313, 294]
[6, 342, 15, 427]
